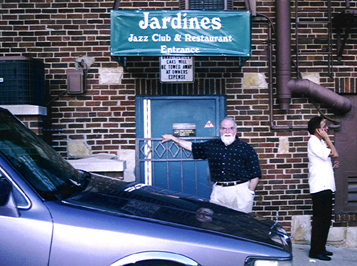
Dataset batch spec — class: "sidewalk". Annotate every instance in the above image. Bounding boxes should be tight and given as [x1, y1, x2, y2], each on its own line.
[292, 244, 357, 265]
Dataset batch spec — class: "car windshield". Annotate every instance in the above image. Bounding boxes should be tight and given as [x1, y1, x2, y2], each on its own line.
[0, 109, 85, 200]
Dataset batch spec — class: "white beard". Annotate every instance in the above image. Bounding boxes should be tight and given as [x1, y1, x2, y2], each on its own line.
[221, 134, 235, 146]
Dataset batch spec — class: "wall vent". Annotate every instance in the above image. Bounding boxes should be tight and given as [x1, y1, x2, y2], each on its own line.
[180, 0, 233, 10]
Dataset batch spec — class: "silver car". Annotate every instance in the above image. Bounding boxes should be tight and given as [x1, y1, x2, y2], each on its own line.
[0, 107, 292, 266]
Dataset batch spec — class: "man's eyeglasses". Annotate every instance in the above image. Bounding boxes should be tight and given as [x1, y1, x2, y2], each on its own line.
[220, 127, 235, 131]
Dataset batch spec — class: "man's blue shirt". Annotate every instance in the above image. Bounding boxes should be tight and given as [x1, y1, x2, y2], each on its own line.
[192, 138, 261, 182]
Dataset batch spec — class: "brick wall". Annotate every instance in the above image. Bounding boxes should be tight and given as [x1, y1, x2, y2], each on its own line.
[15, 114, 45, 136]
[1, 0, 357, 232]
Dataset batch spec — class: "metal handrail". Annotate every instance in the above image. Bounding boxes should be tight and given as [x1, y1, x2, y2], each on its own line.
[135, 137, 218, 197]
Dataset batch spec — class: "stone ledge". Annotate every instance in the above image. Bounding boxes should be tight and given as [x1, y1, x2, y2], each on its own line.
[67, 153, 126, 173]
[0, 105, 47, 116]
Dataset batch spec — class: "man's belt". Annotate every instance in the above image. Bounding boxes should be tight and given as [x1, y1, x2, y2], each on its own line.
[215, 180, 247, 187]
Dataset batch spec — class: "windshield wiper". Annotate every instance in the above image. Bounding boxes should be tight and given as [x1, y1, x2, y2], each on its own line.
[78, 170, 91, 188]
[40, 171, 91, 201]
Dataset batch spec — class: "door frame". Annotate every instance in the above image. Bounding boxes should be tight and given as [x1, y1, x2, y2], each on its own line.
[135, 95, 226, 197]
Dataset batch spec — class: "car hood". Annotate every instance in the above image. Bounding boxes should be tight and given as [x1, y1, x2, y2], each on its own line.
[63, 174, 291, 252]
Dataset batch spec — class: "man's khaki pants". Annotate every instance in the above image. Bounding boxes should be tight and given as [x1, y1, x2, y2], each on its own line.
[209, 181, 254, 213]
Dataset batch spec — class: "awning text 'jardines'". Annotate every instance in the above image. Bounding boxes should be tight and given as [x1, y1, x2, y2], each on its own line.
[110, 10, 251, 59]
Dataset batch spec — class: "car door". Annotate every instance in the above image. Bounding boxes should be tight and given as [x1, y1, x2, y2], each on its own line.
[0, 166, 53, 266]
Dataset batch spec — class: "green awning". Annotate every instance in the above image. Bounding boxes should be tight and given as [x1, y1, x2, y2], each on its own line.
[110, 10, 251, 67]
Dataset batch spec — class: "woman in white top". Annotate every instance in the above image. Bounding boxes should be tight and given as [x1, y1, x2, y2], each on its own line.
[307, 116, 339, 261]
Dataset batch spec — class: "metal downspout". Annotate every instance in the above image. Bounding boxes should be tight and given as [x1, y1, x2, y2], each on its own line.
[275, 0, 351, 119]
[288, 79, 352, 114]
[113, 0, 121, 9]
[275, 0, 291, 111]
[253, 13, 304, 130]
[254, 15, 293, 130]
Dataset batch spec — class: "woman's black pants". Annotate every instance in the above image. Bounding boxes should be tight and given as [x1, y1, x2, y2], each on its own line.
[309, 189, 333, 256]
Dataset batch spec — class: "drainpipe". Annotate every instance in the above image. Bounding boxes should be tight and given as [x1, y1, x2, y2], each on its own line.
[275, 0, 291, 111]
[254, 15, 294, 130]
[113, 0, 121, 9]
[288, 79, 352, 114]
[275, 0, 352, 115]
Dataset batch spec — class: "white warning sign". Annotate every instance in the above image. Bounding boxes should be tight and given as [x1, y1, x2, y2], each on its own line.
[160, 56, 194, 83]
[204, 120, 215, 128]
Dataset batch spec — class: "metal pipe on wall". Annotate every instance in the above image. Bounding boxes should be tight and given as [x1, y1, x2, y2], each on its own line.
[275, 0, 352, 115]
[254, 15, 300, 130]
[275, 0, 291, 111]
[113, 0, 121, 10]
[288, 79, 352, 114]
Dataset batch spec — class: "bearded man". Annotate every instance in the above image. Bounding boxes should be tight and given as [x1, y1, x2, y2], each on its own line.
[162, 117, 261, 213]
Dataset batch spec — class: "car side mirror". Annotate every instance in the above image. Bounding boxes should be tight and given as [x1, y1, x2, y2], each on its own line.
[0, 179, 20, 217]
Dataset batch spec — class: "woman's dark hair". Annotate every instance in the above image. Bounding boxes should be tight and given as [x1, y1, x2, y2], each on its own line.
[308, 116, 323, 135]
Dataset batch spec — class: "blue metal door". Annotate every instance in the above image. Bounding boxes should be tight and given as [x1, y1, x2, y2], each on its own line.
[136, 95, 225, 198]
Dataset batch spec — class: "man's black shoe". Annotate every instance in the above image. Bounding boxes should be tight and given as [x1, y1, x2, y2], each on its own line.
[324, 250, 333, 256]
[309, 254, 332, 261]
